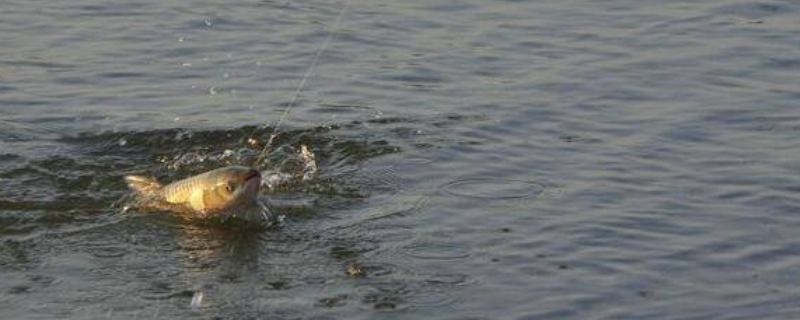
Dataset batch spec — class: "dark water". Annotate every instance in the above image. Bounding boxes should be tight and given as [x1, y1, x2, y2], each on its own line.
[3, 0, 800, 319]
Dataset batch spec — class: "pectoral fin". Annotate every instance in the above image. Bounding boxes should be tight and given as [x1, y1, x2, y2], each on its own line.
[189, 187, 208, 213]
[236, 200, 279, 225]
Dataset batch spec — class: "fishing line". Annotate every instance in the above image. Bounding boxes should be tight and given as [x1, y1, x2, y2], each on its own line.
[255, 0, 351, 164]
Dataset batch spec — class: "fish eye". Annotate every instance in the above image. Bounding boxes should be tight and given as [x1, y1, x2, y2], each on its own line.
[225, 182, 237, 193]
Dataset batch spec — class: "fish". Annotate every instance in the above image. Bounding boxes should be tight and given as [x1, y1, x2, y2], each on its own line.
[124, 166, 274, 223]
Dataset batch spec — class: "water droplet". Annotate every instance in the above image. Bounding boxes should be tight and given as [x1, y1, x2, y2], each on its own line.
[190, 291, 203, 308]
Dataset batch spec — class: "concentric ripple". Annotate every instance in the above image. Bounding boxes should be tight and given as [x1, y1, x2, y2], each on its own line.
[401, 242, 471, 261]
[439, 178, 545, 200]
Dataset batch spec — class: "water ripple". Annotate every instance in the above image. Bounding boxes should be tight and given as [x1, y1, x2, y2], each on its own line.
[402, 242, 471, 261]
[439, 178, 545, 200]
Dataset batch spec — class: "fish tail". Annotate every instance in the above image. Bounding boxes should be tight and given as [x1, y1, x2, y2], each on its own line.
[124, 175, 163, 197]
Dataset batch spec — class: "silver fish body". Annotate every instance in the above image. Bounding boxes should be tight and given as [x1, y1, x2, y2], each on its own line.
[125, 166, 271, 222]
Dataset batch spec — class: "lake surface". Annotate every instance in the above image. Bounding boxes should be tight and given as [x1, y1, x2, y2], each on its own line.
[3, 0, 800, 319]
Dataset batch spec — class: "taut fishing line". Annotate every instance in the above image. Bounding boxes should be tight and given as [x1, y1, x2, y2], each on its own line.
[255, 0, 351, 165]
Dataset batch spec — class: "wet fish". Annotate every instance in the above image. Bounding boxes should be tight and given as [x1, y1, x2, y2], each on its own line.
[124, 166, 273, 223]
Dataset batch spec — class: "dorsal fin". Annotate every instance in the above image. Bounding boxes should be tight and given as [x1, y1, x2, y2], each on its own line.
[124, 175, 163, 197]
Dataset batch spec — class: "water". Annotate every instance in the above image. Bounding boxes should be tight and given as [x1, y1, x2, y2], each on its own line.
[3, 0, 800, 319]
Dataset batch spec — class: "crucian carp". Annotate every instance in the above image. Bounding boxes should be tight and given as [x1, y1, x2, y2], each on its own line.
[124, 166, 274, 223]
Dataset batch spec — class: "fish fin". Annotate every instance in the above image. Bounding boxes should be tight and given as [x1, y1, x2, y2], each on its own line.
[257, 200, 277, 223]
[192, 188, 210, 213]
[124, 175, 163, 197]
[232, 201, 277, 224]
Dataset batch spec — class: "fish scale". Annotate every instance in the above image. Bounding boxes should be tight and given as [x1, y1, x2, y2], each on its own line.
[164, 175, 198, 203]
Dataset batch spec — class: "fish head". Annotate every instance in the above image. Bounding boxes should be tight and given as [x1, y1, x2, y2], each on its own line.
[203, 166, 262, 212]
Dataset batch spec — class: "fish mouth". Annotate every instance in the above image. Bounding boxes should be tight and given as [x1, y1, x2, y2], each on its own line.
[245, 169, 261, 181]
